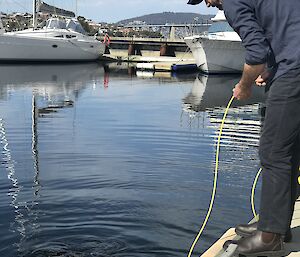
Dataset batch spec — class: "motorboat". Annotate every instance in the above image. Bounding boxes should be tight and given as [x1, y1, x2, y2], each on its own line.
[0, 1, 105, 62]
[1, 18, 106, 62]
[184, 11, 245, 73]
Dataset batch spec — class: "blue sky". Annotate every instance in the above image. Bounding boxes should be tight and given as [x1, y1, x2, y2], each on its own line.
[1, 0, 217, 22]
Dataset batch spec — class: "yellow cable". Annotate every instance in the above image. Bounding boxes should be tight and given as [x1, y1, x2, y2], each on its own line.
[251, 168, 300, 221]
[187, 96, 235, 257]
[188, 94, 300, 257]
[251, 168, 262, 220]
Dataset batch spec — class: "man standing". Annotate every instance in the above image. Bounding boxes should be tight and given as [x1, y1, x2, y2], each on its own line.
[187, 0, 300, 256]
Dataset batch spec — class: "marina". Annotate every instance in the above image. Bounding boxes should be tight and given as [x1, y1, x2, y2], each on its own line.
[0, 1, 299, 257]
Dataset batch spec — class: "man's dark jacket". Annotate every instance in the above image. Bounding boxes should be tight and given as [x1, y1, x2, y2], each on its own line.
[223, 0, 300, 81]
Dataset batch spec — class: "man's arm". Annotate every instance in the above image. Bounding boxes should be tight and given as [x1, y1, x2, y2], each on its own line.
[233, 63, 265, 100]
[240, 63, 266, 87]
[223, 0, 270, 66]
[223, 0, 271, 100]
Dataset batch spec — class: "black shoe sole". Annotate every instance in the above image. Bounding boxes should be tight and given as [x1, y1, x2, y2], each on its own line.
[235, 249, 285, 257]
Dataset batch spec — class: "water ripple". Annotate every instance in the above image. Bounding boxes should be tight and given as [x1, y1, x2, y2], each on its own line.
[0, 67, 264, 257]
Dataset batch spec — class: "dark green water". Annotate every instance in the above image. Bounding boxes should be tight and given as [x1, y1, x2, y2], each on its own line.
[0, 63, 265, 257]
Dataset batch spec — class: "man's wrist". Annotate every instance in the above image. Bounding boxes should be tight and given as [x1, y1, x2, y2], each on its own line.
[240, 63, 266, 89]
[238, 81, 253, 89]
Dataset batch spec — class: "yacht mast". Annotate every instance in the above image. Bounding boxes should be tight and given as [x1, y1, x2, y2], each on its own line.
[75, 0, 78, 17]
[33, 0, 37, 30]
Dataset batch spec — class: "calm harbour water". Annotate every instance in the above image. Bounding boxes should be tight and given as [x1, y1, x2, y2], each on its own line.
[0, 63, 265, 257]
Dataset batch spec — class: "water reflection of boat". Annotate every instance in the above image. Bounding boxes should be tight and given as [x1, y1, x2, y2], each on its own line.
[0, 63, 105, 250]
[0, 63, 103, 85]
[183, 75, 265, 112]
[0, 63, 104, 103]
[182, 75, 266, 148]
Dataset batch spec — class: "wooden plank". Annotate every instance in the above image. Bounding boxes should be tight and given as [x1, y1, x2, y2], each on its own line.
[201, 199, 300, 257]
[286, 199, 300, 257]
[201, 228, 236, 257]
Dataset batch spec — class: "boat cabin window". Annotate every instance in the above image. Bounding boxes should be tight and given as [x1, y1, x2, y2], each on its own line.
[66, 19, 87, 35]
[66, 34, 77, 38]
[208, 21, 234, 33]
[46, 19, 67, 29]
[55, 35, 64, 38]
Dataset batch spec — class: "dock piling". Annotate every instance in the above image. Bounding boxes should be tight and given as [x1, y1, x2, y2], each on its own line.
[160, 43, 175, 57]
[128, 43, 142, 56]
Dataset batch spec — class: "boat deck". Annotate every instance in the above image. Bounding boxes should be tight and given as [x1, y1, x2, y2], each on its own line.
[201, 198, 300, 257]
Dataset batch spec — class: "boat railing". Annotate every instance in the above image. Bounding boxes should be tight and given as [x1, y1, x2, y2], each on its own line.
[184, 20, 211, 37]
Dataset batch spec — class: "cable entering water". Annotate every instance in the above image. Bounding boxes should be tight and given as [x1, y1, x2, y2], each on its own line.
[187, 96, 235, 257]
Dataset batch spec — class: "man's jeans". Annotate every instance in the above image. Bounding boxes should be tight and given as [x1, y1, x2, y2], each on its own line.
[258, 68, 300, 235]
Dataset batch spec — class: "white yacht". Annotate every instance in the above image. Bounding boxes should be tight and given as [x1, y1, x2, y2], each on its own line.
[185, 11, 245, 73]
[0, 1, 105, 62]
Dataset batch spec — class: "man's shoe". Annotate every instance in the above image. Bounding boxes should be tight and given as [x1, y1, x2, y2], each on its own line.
[235, 222, 292, 243]
[235, 222, 258, 237]
[235, 230, 284, 257]
[223, 240, 239, 250]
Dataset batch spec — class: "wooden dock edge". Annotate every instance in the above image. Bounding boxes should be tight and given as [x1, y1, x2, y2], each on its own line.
[200, 228, 237, 257]
[201, 199, 300, 257]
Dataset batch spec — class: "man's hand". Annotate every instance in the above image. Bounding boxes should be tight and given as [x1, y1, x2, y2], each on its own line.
[233, 83, 252, 100]
[255, 75, 266, 86]
[255, 70, 270, 87]
[233, 63, 265, 101]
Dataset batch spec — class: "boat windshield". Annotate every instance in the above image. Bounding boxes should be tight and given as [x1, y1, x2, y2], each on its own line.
[66, 19, 87, 35]
[46, 18, 67, 29]
[208, 21, 234, 33]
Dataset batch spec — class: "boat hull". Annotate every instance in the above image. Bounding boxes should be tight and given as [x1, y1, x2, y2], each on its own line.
[0, 34, 105, 62]
[185, 35, 245, 74]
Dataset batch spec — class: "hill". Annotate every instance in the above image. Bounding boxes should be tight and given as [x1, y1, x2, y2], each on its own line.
[117, 12, 214, 25]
